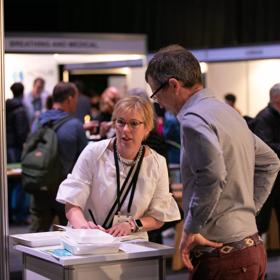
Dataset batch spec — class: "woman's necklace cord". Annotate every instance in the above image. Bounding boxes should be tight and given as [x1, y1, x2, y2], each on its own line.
[116, 145, 144, 167]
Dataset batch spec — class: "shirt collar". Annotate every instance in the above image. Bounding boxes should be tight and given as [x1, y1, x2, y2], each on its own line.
[176, 88, 215, 122]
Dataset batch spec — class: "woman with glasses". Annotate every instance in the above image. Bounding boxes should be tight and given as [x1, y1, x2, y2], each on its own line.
[56, 95, 180, 239]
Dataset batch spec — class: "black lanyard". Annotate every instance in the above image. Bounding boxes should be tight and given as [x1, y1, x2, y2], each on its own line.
[98, 139, 145, 229]
[113, 139, 145, 213]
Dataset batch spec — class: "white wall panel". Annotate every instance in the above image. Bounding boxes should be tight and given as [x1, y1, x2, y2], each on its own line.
[248, 60, 280, 117]
[5, 54, 58, 99]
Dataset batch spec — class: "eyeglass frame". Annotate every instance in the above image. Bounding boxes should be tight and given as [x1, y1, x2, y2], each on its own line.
[114, 118, 144, 130]
[150, 76, 177, 100]
[150, 81, 169, 100]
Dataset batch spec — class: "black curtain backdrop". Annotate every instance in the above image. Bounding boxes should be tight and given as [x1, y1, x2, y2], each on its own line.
[4, 0, 280, 52]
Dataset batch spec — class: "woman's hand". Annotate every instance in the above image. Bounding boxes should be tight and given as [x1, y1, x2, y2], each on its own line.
[106, 222, 132, 237]
[65, 203, 105, 231]
[71, 221, 105, 231]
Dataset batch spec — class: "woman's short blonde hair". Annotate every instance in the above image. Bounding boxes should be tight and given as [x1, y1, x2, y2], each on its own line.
[112, 95, 154, 131]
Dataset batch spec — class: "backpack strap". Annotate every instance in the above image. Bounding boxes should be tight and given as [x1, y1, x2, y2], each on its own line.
[45, 115, 73, 131]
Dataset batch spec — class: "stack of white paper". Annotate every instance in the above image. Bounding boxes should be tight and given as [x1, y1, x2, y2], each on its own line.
[61, 228, 120, 255]
[65, 228, 115, 244]
[10, 231, 65, 247]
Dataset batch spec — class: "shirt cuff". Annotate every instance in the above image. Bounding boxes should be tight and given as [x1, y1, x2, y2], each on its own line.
[184, 217, 202, 234]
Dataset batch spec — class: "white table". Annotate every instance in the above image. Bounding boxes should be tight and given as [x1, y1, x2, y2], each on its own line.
[15, 241, 174, 280]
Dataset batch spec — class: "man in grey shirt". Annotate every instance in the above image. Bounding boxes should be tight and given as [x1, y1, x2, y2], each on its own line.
[145, 45, 280, 279]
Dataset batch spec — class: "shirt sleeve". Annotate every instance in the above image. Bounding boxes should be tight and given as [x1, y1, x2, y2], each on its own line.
[253, 134, 280, 212]
[182, 118, 227, 234]
[56, 144, 94, 210]
[144, 153, 181, 222]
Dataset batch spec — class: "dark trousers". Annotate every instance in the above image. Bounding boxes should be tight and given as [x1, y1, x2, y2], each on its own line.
[8, 177, 30, 223]
[30, 192, 67, 232]
[7, 147, 30, 224]
[256, 184, 280, 238]
[190, 243, 267, 280]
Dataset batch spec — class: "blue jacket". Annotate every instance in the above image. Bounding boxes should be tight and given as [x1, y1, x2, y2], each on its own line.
[37, 109, 88, 177]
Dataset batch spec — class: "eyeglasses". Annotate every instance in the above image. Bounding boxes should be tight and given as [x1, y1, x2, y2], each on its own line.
[150, 81, 169, 100]
[115, 118, 144, 129]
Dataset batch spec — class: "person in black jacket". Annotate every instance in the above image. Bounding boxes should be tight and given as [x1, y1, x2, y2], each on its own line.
[6, 82, 30, 162]
[254, 83, 280, 242]
[6, 82, 30, 224]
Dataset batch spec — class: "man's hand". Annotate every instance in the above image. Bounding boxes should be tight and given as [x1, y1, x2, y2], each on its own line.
[179, 232, 223, 272]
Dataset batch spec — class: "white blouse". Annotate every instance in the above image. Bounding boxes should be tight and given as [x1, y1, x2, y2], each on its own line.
[56, 139, 180, 238]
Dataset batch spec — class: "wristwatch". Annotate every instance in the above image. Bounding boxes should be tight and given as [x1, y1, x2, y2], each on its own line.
[134, 219, 143, 232]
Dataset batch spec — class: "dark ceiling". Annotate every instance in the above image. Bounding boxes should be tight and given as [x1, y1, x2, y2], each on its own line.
[4, 0, 280, 52]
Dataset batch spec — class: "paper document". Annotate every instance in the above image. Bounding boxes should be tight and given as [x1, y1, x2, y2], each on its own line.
[120, 243, 156, 253]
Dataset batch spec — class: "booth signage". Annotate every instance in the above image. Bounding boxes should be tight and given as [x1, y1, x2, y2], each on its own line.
[5, 33, 147, 54]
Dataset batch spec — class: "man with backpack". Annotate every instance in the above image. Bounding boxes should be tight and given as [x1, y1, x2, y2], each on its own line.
[22, 82, 88, 232]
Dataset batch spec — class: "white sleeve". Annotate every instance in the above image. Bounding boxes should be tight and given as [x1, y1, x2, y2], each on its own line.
[56, 144, 95, 210]
[144, 154, 181, 222]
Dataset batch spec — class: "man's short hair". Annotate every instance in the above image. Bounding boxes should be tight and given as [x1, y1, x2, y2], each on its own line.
[10, 82, 24, 98]
[224, 93, 236, 103]
[145, 44, 202, 87]
[33, 77, 45, 85]
[52, 82, 77, 103]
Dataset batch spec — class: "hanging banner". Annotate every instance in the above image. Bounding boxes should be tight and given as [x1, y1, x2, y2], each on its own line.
[5, 32, 147, 54]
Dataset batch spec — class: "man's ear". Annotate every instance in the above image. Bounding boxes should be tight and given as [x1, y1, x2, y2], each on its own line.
[169, 78, 180, 90]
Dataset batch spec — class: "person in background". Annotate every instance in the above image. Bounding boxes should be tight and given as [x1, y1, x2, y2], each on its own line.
[45, 95, 53, 110]
[89, 90, 101, 120]
[30, 82, 88, 232]
[73, 80, 91, 123]
[6, 82, 30, 224]
[6, 82, 30, 162]
[56, 95, 180, 239]
[83, 86, 121, 139]
[99, 87, 121, 122]
[163, 111, 181, 165]
[145, 44, 280, 279]
[254, 83, 280, 243]
[24, 77, 49, 126]
[224, 92, 242, 114]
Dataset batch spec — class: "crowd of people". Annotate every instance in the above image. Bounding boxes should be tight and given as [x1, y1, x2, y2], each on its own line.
[6, 45, 280, 279]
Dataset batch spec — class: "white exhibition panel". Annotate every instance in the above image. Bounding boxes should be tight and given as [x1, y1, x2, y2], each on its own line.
[207, 59, 280, 117]
[248, 60, 280, 117]
[207, 61, 248, 115]
[5, 54, 58, 99]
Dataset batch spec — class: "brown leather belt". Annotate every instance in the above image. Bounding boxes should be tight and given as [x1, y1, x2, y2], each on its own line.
[192, 233, 262, 258]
